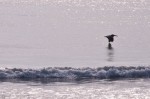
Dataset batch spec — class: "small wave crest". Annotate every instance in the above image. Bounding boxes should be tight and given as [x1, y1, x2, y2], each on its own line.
[0, 66, 150, 80]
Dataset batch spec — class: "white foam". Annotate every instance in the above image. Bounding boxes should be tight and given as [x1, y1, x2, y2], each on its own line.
[0, 66, 150, 80]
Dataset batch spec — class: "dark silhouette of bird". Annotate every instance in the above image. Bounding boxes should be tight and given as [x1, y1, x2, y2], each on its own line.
[105, 34, 117, 43]
[108, 42, 113, 49]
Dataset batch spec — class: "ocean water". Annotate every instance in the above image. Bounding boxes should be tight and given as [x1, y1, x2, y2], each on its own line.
[0, 0, 150, 98]
[1, 79, 150, 99]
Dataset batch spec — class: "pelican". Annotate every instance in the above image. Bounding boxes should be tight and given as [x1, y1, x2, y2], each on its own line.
[105, 34, 117, 43]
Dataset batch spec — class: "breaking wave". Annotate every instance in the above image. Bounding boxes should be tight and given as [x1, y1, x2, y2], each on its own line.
[0, 66, 150, 80]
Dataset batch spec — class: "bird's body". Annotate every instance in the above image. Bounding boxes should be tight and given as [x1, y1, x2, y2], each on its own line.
[105, 34, 117, 42]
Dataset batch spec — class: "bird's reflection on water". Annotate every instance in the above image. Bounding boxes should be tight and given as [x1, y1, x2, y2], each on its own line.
[106, 43, 114, 62]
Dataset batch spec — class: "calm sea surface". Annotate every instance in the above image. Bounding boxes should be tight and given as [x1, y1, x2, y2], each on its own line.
[0, 0, 150, 98]
[0, 0, 150, 68]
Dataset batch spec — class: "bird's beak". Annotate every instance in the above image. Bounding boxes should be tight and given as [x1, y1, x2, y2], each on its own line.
[114, 35, 118, 37]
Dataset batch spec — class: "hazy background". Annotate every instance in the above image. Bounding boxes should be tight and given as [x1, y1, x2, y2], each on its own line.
[0, 0, 150, 68]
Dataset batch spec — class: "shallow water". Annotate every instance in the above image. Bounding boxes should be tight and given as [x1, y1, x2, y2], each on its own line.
[0, 0, 150, 98]
[0, 79, 150, 99]
[0, 0, 150, 67]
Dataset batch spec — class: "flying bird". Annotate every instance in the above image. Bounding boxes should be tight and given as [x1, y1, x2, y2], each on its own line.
[105, 34, 117, 43]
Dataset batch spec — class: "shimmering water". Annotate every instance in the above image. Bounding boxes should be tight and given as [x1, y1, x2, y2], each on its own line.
[0, 0, 150, 98]
[0, 0, 150, 67]
[1, 79, 150, 99]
